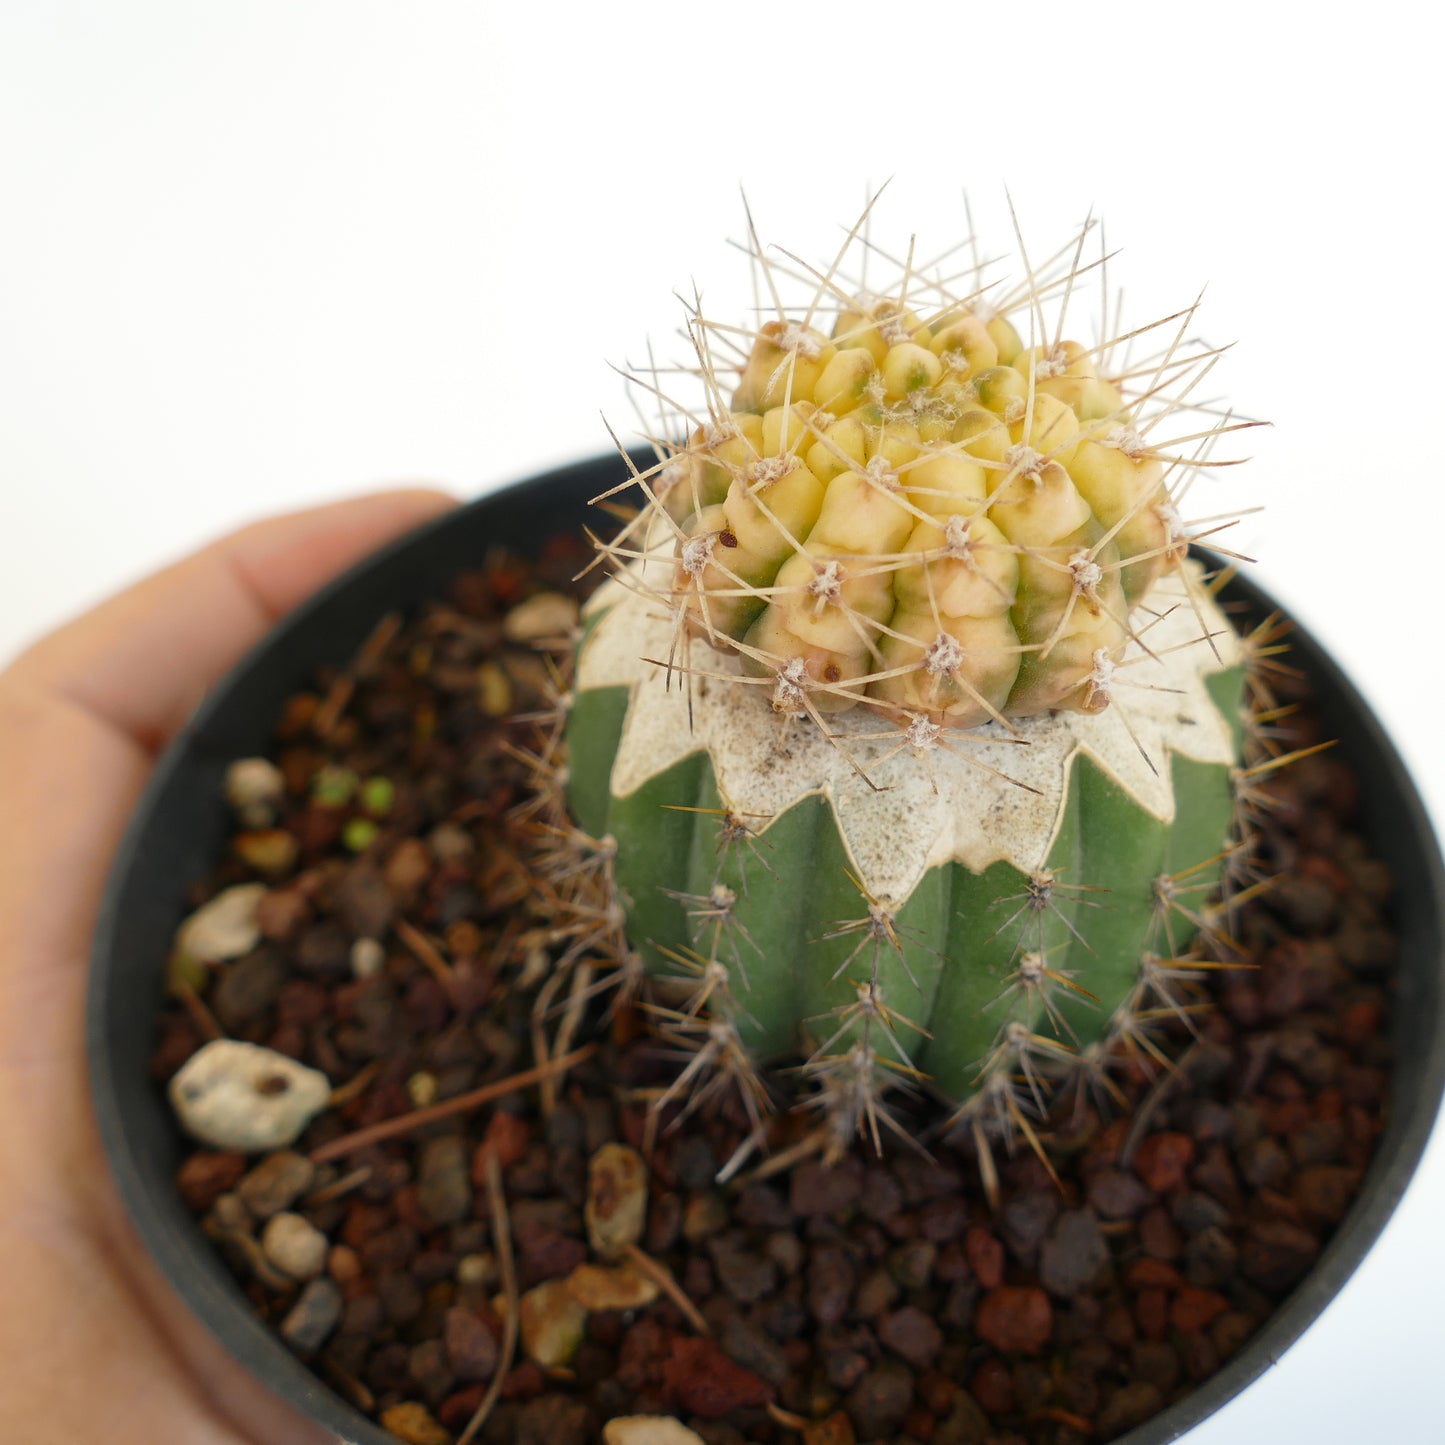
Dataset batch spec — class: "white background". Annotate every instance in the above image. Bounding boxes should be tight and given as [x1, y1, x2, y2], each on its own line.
[2, 4, 1440, 1441]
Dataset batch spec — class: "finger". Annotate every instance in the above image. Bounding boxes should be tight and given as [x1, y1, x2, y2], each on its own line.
[0, 1182, 333, 1445]
[7, 487, 457, 751]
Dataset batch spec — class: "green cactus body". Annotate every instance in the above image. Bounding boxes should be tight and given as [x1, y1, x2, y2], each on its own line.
[554, 205, 1251, 1139]
[570, 566, 1242, 1118]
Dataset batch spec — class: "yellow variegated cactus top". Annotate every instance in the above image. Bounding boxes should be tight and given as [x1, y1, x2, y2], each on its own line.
[655, 291, 1184, 728]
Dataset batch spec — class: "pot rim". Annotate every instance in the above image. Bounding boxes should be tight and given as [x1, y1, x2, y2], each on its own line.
[87, 451, 1445, 1445]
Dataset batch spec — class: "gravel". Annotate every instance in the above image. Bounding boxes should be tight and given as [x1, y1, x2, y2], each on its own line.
[151, 552, 1395, 1445]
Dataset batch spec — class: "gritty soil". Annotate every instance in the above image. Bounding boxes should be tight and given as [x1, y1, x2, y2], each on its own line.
[149, 540, 1396, 1445]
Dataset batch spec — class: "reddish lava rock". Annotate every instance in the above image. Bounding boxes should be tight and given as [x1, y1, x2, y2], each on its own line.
[1343, 999, 1384, 1047]
[473, 1111, 531, 1178]
[660, 1334, 774, 1417]
[974, 1286, 1053, 1355]
[1132, 1133, 1197, 1193]
[176, 1151, 247, 1211]
[964, 1226, 1005, 1290]
[1125, 1258, 1182, 1292]
[902, 1405, 936, 1440]
[971, 1357, 1016, 1415]
[437, 1385, 485, 1431]
[1136, 1288, 1171, 1342]
[1171, 1287, 1230, 1334]
[501, 1360, 546, 1401]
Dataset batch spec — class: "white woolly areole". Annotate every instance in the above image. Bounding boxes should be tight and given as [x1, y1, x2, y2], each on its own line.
[578, 561, 1241, 903]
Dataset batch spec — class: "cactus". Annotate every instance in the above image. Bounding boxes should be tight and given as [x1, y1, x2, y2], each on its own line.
[543, 200, 1255, 1158]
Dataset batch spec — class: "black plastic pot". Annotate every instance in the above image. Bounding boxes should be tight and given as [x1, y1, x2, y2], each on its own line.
[89, 452, 1445, 1445]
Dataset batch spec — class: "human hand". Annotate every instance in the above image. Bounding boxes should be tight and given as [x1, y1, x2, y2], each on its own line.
[0, 489, 456, 1443]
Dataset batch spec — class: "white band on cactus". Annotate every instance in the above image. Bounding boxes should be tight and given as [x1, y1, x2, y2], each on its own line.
[579, 557, 1241, 906]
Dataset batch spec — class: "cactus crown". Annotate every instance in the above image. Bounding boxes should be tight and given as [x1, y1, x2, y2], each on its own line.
[596, 197, 1245, 745]
[552, 197, 1257, 1171]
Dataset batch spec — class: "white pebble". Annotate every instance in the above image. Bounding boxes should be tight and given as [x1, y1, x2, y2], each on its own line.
[350, 937, 385, 979]
[516, 1280, 586, 1367]
[168, 1040, 332, 1152]
[225, 758, 287, 826]
[224, 757, 286, 810]
[564, 1261, 659, 1312]
[602, 1419, 706, 1445]
[586, 1143, 648, 1259]
[175, 883, 268, 961]
[456, 1252, 496, 1288]
[261, 1211, 330, 1280]
[502, 592, 579, 644]
[406, 1071, 438, 1108]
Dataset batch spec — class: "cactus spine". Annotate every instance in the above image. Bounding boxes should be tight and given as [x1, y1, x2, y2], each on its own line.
[557, 201, 1252, 1152]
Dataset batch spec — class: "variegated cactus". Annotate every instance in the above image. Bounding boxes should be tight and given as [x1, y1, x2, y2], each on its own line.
[540, 200, 1258, 1159]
